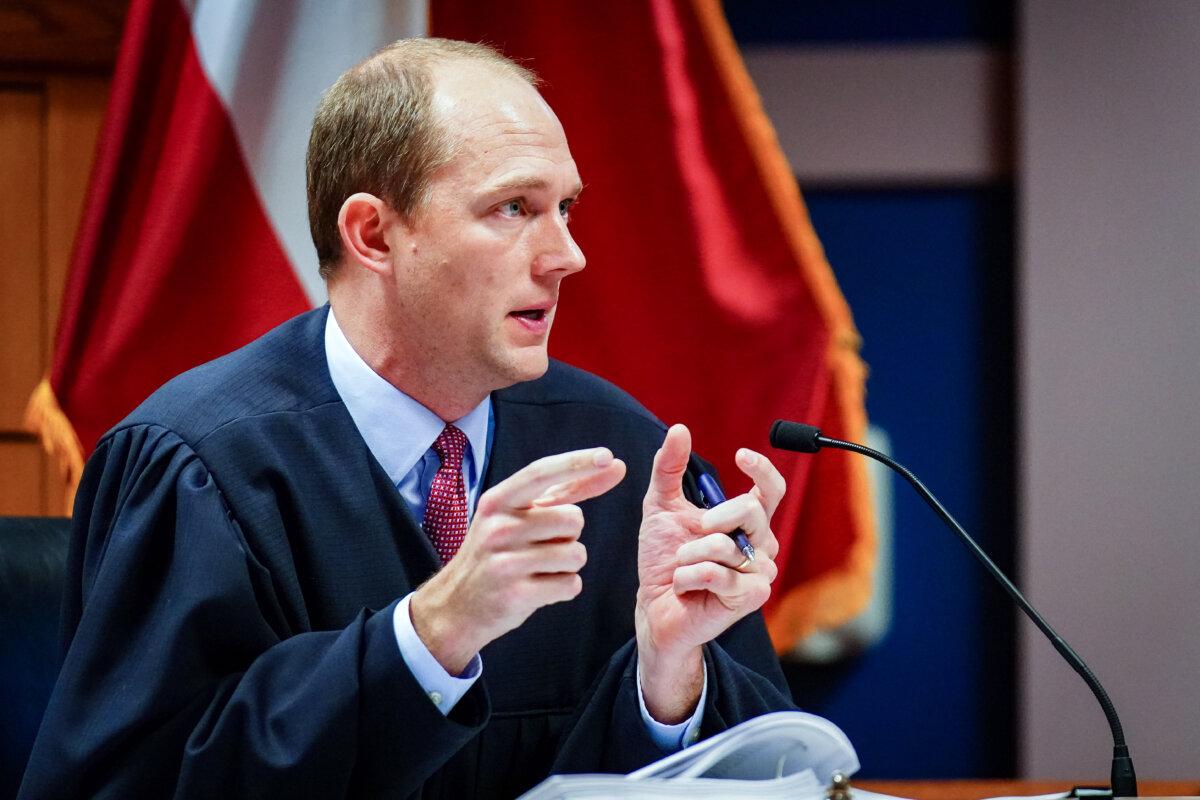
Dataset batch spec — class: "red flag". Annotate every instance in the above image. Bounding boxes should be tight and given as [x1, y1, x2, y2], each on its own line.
[431, 0, 874, 650]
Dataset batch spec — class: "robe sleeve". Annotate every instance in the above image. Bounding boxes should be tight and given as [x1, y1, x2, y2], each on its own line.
[19, 425, 487, 799]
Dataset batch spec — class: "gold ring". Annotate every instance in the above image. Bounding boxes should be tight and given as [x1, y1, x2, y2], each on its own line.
[734, 557, 754, 573]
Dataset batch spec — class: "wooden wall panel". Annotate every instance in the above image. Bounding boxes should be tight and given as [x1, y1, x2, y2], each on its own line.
[0, 87, 46, 433]
[0, 84, 48, 514]
[1, 0, 126, 515]
[0, 440, 44, 515]
[0, 75, 108, 516]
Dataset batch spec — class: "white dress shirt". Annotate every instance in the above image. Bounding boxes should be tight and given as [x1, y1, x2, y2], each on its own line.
[324, 308, 704, 750]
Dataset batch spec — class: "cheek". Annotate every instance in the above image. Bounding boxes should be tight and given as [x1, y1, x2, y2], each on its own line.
[428, 228, 525, 304]
[460, 256, 513, 298]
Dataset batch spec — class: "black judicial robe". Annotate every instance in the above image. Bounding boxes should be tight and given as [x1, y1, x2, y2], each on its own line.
[20, 306, 794, 799]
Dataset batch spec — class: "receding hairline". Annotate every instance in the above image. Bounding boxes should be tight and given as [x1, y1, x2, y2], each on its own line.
[355, 37, 539, 93]
[356, 41, 545, 197]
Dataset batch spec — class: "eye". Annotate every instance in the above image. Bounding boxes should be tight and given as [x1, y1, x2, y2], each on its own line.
[559, 198, 576, 220]
[497, 199, 523, 218]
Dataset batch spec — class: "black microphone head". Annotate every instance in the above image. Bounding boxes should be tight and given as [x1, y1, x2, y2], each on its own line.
[770, 420, 823, 453]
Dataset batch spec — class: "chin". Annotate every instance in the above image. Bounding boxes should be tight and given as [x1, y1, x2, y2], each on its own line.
[500, 348, 550, 386]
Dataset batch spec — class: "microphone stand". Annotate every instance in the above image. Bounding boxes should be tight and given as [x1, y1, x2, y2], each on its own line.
[771, 421, 1137, 797]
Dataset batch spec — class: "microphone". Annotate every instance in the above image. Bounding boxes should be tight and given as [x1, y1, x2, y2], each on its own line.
[770, 420, 1138, 798]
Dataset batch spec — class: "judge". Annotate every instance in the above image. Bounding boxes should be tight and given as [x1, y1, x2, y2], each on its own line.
[21, 38, 795, 799]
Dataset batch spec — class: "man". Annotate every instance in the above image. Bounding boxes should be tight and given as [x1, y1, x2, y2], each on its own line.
[21, 39, 794, 799]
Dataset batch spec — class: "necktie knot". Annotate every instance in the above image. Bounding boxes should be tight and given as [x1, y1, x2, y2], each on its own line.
[431, 424, 468, 465]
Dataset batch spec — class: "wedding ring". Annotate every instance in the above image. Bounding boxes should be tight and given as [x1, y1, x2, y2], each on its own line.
[734, 557, 754, 573]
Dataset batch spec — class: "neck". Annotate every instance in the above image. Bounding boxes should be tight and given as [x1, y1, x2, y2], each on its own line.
[328, 292, 487, 423]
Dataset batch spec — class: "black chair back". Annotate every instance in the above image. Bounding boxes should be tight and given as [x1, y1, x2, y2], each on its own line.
[0, 516, 71, 799]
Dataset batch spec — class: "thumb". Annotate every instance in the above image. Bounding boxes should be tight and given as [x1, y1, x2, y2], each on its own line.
[646, 423, 692, 505]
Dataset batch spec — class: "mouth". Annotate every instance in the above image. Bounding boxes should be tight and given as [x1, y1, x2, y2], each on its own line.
[508, 308, 548, 322]
[507, 302, 555, 335]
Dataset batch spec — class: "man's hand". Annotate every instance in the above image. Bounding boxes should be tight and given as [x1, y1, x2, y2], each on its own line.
[410, 448, 626, 675]
[635, 424, 785, 723]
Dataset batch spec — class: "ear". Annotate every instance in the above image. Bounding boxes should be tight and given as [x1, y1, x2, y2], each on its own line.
[337, 192, 398, 275]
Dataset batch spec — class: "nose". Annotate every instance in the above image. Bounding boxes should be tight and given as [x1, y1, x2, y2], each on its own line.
[532, 212, 586, 277]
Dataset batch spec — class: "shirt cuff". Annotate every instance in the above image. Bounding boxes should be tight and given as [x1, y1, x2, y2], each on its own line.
[636, 657, 708, 751]
[393, 592, 482, 715]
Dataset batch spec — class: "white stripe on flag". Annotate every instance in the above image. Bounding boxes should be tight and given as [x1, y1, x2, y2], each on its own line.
[184, 0, 429, 305]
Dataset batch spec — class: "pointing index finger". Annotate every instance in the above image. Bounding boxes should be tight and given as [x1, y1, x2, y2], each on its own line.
[486, 448, 620, 510]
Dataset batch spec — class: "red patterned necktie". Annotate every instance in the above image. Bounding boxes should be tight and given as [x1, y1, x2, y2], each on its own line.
[422, 425, 470, 564]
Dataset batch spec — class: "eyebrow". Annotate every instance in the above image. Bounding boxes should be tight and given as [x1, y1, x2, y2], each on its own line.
[485, 176, 584, 198]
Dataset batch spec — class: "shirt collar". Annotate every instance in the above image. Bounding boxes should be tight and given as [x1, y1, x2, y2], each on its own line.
[324, 307, 490, 487]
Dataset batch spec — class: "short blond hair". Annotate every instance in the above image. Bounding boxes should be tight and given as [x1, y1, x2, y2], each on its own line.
[306, 38, 537, 278]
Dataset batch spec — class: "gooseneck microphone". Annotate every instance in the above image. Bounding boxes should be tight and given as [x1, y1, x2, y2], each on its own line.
[769, 420, 1138, 798]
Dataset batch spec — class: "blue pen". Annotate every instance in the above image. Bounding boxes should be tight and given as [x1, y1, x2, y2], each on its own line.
[696, 473, 756, 564]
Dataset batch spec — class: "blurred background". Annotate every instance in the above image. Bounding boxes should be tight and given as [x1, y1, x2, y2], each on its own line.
[1, 0, 1197, 783]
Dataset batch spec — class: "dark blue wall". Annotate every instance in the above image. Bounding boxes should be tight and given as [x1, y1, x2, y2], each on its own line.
[784, 189, 1016, 777]
[725, 0, 1013, 45]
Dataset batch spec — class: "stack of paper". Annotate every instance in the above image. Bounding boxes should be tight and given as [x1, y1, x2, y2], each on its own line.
[519, 711, 860, 800]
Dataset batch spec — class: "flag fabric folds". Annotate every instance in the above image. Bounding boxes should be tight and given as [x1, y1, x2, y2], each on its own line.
[24, 0, 419, 500]
[28, 0, 872, 652]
